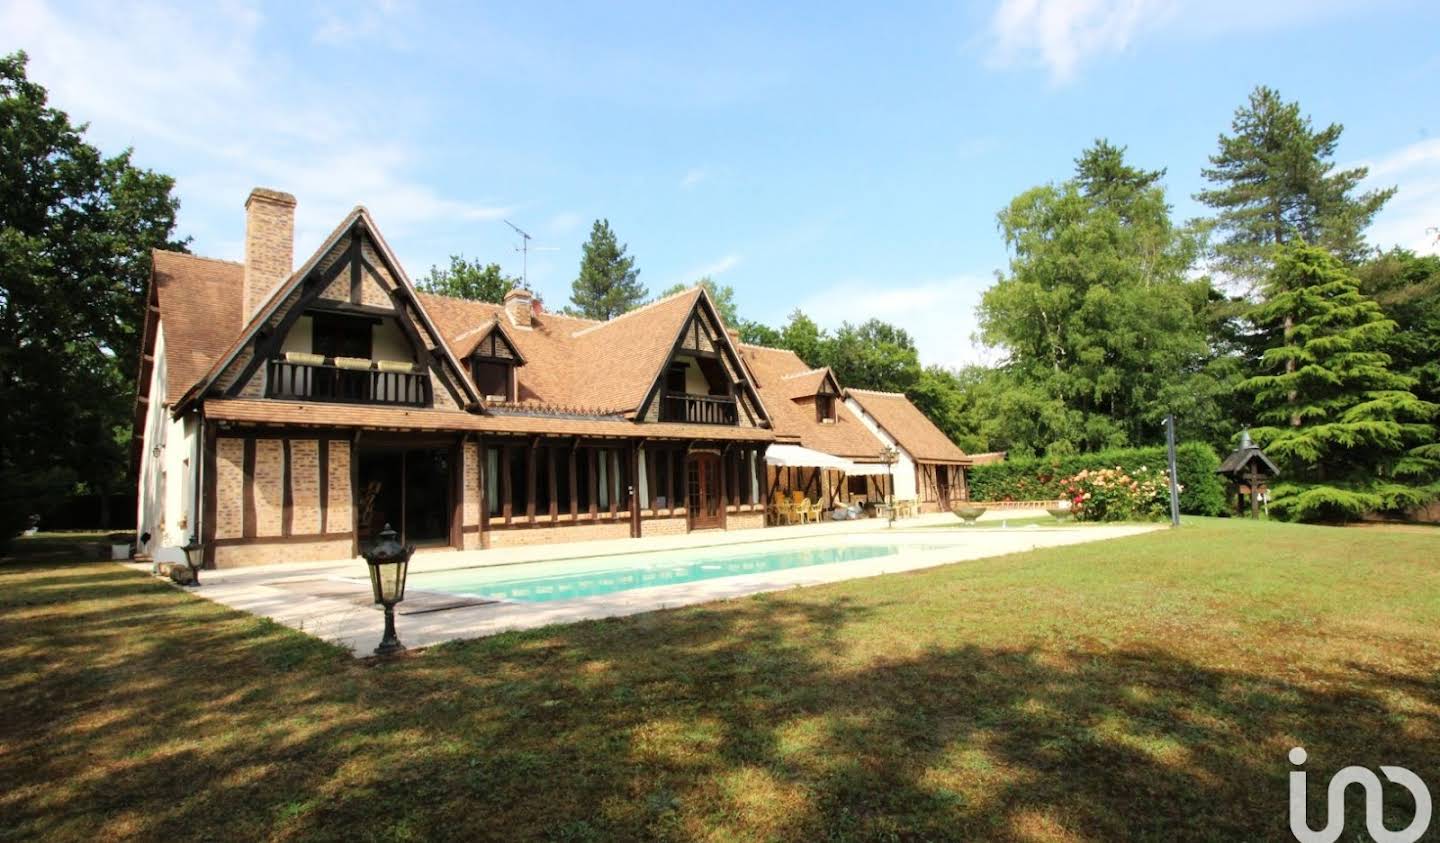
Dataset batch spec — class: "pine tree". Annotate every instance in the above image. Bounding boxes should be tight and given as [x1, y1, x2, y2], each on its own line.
[1197, 86, 1394, 289]
[1241, 244, 1439, 522]
[568, 219, 646, 320]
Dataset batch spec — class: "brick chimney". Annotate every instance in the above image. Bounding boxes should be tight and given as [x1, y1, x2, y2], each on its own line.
[243, 188, 297, 320]
[504, 287, 534, 327]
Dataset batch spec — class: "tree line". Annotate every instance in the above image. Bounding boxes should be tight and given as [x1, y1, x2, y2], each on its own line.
[3, 41, 1435, 529]
[424, 86, 1436, 522]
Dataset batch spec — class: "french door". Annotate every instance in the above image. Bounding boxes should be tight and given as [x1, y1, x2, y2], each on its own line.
[687, 452, 725, 530]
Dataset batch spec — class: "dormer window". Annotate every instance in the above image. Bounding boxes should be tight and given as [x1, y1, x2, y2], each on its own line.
[472, 358, 514, 401]
[467, 326, 523, 402]
[816, 393, 836, 423]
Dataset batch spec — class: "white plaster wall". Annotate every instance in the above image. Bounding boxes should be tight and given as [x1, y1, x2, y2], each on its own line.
[671, 355, 710, 395]
[373, 319, 413, 363]
[844, 397, 919, 500]
[279, 314, 313, 354]
[135, 324, 200, 565]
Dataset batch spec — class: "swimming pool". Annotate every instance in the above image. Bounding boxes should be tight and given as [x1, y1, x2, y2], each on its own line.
[409, 540, 944, 603]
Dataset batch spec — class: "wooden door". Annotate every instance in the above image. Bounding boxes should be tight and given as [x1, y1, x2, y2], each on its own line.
[687, 453, 724, 530]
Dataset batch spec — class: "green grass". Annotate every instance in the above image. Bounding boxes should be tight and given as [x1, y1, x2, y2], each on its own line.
[2, 518, 1438, 841]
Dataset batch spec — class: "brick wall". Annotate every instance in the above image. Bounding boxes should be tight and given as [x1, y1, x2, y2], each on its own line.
[215, 437, 245, 539]
[726, 512, 765, 531]
[290, 440, 321, 534]
[462, 440, 480, 527]
[327, 440, 352, 533]
[215, 537, 351, 568]
[642, 516, 688, 536]
[487, 522, 631, 548]
[253, 439, 284, 536]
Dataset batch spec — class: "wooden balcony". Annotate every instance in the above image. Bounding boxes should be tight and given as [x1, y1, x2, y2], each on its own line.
[660, 392, 738, 425]
[265, 359, 431, 407]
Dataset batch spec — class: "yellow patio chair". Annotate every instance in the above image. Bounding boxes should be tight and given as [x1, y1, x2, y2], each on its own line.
[790, 491, 812, 524]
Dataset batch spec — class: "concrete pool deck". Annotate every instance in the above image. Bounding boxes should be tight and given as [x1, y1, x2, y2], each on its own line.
[133, 511, 1160, 655]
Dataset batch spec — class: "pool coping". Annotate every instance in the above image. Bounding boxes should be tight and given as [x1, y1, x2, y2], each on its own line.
[138, 518, 1162, 655]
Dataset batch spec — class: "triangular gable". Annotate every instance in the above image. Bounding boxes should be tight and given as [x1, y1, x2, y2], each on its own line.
[634, 287, 772, 428]
[457, 318, 527, 365]
[174, 209, 480, 414]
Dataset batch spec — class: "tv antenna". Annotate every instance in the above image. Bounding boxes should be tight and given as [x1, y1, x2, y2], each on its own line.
[504, 220, 558, 289]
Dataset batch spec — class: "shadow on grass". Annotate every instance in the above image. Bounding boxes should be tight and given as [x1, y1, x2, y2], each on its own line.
[1, 560, 1436, 842]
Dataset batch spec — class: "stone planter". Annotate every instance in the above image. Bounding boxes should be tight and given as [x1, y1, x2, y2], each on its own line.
[952, 505, 987, 524]
[1046, 507, 1073, 522]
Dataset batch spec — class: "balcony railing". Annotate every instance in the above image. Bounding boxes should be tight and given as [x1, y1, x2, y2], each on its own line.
[265, 359, 431, 407]
[661, 392, 738, 425]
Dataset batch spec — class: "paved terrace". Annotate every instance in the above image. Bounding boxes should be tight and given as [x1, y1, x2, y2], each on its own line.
[130, 510, 1160, 655]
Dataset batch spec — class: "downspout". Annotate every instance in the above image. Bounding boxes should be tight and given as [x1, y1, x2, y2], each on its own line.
[192, 408, 205, 550]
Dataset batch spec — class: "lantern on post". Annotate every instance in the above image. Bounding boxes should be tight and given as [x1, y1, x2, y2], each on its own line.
[878, 446, 900, 528]
[181, 535, 205, 587]
[362, 524, 414, 656]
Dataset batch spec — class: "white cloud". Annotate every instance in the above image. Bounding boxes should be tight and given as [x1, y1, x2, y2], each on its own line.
[796, 276, 995, 369]
[985, 0, 1173, 84]
[680, 167, 709, 189]
[687, 254, 742, 280]
[0, 0, 509, 261]
[1359, 138, 1440, 255]
[982, 0, 1375, 84]
[545, 211, 585, 236]
[313, 0, 415, 48]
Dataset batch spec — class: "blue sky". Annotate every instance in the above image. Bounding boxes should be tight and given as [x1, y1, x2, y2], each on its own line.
[4, 0, 1439, 367]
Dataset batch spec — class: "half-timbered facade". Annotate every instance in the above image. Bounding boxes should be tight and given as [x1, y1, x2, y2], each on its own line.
[844, 389, 973, 512]
[135, 189, 773, 568]
[136, 187, 969, 568]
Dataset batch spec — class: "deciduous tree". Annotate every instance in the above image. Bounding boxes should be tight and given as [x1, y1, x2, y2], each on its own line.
[417, 255, 517, 303]
[658, 276, 739, 325]
[0, 52, 185, 539]
[979, 140, 1213, 454]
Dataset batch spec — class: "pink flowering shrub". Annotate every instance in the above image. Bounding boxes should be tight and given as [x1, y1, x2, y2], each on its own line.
[1061, 466, 1173, 522]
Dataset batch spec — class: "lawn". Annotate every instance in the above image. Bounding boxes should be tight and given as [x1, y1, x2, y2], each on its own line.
[2, 518, 1438, 841]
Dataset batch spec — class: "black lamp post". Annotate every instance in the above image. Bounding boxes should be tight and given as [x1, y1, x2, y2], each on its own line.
[362, 524, 413, 657]
[879, 446, 900, 528]
[181, 535, 204, 587]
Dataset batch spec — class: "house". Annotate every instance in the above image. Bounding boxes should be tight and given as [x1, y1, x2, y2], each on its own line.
[134, 187, 961, 568]
[844, 389, 972, 512]
[737, 345, 892, 509]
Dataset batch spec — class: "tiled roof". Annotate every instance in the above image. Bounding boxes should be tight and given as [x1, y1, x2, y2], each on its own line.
[144, 204, 761, 437]
[205, 398, 774, 441]
[151, 251, 244, 404]
[419, 287, 709, 417]
[845, 389, 970, 464]
[739, 345, 884, 459]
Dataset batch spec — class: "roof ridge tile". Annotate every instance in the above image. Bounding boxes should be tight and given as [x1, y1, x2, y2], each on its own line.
[569, 286, 700, 338]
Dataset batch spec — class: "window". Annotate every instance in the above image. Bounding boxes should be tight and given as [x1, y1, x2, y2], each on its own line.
[311, 313, 374, 360]
[507, 447, 526, 516]
[848, 475, 869, 496]
[486, 449, 501, 516]
[472, 359, 513, 401]
[816, 393, 836, 423]
[665, 363, 687, 394]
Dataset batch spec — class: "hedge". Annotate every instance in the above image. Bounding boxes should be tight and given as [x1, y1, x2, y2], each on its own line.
[968, 442, 1227, 516]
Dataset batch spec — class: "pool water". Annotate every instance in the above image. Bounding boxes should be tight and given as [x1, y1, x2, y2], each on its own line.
[410, 542, 920, 603]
